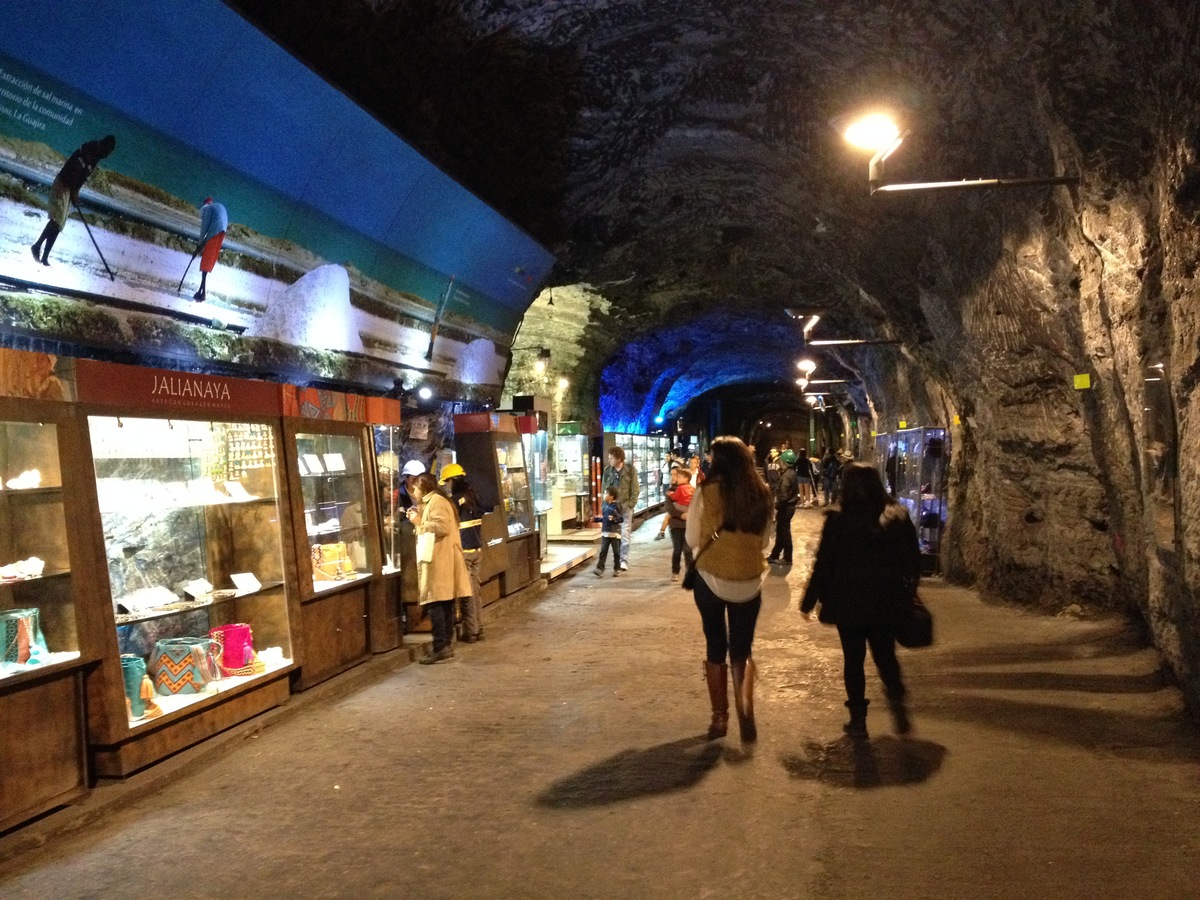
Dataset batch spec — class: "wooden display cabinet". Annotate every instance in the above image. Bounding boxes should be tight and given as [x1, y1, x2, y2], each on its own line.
[74, 361, 300, 779]
[0, 395, 93, 831]
[281, 395, 396, 689]
[282, 418, 374, 688]
[454, 413, 539, 596]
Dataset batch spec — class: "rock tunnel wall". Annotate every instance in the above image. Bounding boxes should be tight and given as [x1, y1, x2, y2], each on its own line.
[236, 0, 1200, 708]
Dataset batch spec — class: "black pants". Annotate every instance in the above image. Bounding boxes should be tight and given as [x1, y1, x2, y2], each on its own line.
[693, 574, 761, 664]
[669, 526, 693, 574]
[770, 505, 795, 560]
[426, 599, 456, 652]
[596, 535, 621, 571]
[836, 625, 905, 705]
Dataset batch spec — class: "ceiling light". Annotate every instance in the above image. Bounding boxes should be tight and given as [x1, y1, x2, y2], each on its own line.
[843, 113, 901, 152]
[804, 395, 818, 407]
[796, 358, 817, 375]
[418, 387, 433, 401]
[841, 112, 1077, 196]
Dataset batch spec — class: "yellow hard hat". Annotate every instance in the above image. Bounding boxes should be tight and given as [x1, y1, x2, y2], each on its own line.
[438, 463, 465, 483]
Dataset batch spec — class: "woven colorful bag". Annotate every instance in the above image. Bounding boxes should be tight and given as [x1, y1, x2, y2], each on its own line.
[151, 637, 219, 695]
[2, 607, 48, 665]
[120, 654, 164, 721]
[209, 623, 265, 677]
[311, 542, 355, 580]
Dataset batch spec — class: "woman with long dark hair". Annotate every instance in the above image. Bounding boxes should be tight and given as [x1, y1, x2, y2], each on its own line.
[686, 436, 774, 742]
[407, 472, 473, 664]
[800, 463, 921, 737]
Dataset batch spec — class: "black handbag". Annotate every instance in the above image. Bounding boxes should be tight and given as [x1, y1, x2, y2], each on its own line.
[895, 593, 934, 648]
[681, 530, 721, 590]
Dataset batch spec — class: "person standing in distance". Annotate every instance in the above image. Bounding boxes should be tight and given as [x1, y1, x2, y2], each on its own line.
[408, 473, 473, 664]
[767, 449, 800, 564]
[687, 436, 773, 742]
[602, 446, 639, 570]
[192, 197, 228, 302]
[31, 135, 116, 266]
[439, 463, 487, 642]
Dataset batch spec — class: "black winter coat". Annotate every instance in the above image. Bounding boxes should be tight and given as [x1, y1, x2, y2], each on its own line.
[800, 505, 921, 630]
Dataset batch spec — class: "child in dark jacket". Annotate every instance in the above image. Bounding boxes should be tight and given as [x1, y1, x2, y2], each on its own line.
[595, 488, 623, 577]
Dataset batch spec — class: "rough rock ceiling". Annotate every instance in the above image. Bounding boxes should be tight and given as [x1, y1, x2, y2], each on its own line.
[232, 1, 1200, 711]
[231, 0, 1193, 425]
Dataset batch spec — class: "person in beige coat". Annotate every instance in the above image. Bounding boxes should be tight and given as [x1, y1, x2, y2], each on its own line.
[407, 473, 473, 664]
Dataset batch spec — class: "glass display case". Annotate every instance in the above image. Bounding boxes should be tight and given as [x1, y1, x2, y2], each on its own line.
[89, 415, 293, 726]
[522, 428, 551, 517]
[373, 424, 402, 575]
[604, 432, 668, 513]
[294, 431, 373, 591]
[876, 432, 897, 497]
[496, 436, 534, 536]
[645, 434, 669, 507]
[556, 431, 589, 494]
[0, 394, 91, 833]
[0, 419, 80, 683]
[454, 413, 537, 594]
[893, 427, 948, 573]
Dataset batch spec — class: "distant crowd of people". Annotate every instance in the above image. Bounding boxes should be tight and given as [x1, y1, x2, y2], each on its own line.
[399, 432, 921, 745]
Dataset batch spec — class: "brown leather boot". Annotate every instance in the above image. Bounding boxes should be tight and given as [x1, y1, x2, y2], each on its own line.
[731, 657, 757, 742]
[703, 661, 728, 739]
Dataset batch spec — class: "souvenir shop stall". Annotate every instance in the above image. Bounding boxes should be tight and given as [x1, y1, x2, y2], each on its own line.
[281, 386, 400, 689]
[0, 350, 94, 831]
[454, 412, 538, 600]
[0, 354, 406, 789]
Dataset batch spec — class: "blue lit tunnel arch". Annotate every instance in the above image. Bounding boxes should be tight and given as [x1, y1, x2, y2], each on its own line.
[598, 311, 809, 433]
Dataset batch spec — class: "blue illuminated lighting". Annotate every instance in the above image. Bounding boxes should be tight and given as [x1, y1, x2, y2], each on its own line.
[599, 311, 802, 433]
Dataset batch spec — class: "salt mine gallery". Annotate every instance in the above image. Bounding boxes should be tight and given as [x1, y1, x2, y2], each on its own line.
[0, 0, 1199, 846]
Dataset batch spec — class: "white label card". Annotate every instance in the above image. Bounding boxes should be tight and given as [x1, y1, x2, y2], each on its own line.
[230, 572, 262, 595]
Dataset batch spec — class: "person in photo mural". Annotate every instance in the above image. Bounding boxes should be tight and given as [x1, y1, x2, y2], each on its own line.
[191, 197, 228, 302]
[686, 436, 773, 742]
[408, 473, 473, 664]
[799, 463, 921, 738]
[602, 446, 638, 570]
[440, 463, 487, 642]
[30, 134, 116, 266]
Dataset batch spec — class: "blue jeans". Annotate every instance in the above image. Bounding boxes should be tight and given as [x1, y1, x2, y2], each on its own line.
[669, 526, 693, 574]
[596, 536, 621, 571]
[620, 508, 634, 565]
[836, 625, 904, 706]
[693, 574, 761, 664]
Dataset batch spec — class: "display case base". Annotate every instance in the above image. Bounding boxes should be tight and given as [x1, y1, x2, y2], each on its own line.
[0, 667, 88, 833]
[294, 585, 371, 690]
[91, 673, 290, 779]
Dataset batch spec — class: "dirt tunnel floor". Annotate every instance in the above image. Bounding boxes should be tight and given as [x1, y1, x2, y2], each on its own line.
[2, 510, 1199, 899]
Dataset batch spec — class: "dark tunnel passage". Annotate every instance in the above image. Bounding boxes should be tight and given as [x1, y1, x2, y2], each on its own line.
[230, 0, 1200, 708]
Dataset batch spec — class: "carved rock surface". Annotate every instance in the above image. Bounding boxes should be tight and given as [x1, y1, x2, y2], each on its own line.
[235, 1, 1200, 709]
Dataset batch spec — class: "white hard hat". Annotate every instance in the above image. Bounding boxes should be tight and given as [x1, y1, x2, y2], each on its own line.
[401, 460, 426, 476]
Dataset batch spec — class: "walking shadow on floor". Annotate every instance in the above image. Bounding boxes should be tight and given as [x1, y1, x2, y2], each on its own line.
[781, 736, 946, 790]
[536, 736, 722, 808]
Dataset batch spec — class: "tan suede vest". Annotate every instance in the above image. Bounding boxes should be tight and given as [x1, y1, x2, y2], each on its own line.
[696, 483, 767, 580]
